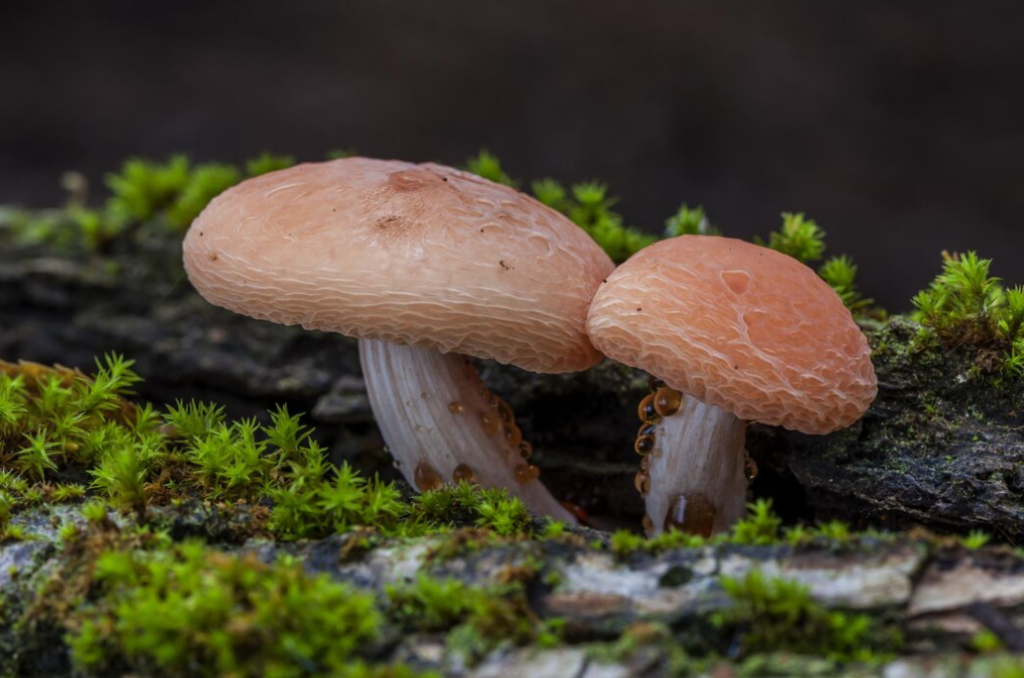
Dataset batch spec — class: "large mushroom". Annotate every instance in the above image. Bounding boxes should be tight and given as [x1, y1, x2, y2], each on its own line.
[183, 157, 614, 524]
[586, 235, 876, 536]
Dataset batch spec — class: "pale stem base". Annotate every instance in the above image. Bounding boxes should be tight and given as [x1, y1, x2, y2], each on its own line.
[646, 394, 747, 536]
[359, 338, 577, 524]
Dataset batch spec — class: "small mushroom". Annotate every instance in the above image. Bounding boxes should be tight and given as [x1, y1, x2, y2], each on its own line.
[587, 235, 877, 536]
[183, 157, 614, 524]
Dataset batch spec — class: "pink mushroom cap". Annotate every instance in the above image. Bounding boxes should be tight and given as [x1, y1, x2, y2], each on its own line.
[587, 235, 877, 434]
[183, 157, 615, 373]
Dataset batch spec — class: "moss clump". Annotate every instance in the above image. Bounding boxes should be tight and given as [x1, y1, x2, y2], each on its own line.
[913, 251, 1024, 377]
[66, 538, 423, 678]
[462, 149, 516, 187]
[532, 178, 655, 262]
[245, 152, 297, 177]
[4, 153, 297, 254]
[756, 212, 826, 263]
[663, 203, 719, 238]
[755, 212, 875, 317]
[386, 574, 542, 661]
[0, 354, 544, 546]
[0, 356, 552, 553]
[105, 155, 193, 225]
[609, 500, 894, 557]
[405, 481, 531, 537]
[713, 569, 902, 662]
[609, 499, 786, 557]
[819, 255, 874, 315]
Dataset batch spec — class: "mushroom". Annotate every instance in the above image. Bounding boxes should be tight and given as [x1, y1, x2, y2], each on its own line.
[182, 157, 614, 524]
[586, 235, 876, 536]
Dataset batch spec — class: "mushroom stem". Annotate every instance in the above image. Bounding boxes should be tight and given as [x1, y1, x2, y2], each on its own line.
[640, 394, 747, 536]
[359, 338, 577, 525]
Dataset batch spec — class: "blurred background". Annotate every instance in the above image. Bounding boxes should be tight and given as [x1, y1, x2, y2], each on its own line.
[2, 1, 1022, 310]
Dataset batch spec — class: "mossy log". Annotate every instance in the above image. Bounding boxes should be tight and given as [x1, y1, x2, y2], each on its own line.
[2, 243, 1023, 537]
[4, 239, 1024, 675]
[3, 502, 1024, 676]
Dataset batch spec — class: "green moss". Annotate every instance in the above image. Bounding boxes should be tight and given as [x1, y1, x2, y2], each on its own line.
[387, 574, 542, 663]
[608, 500, 896, 558]
[564, 182, 656, 262]
[68, 541, 385, 677]
[819, 255, 873, 315]
[462, 149, 516, 187]
[105, 155, 192, 224]
[246, 152, 297, 177]
[664, 204, 719, 237]
[913, 251, 1024, 377]
[756, 212, 826, 263]
[960, 529, 991, 550]
[729, 499, 783, 545]
[166, 162, 242, 228]
[0, 354, 541, 546]
[713, 569, 902, 662]
[610, 500, 781, 556]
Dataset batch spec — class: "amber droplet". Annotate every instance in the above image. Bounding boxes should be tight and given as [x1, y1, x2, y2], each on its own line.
[744, 454, 759, 483]
[639, 455, 650, 472]
[664, 493, 716, 537]
[642, 514, 655, 537]
[479, 387, 499, 408]
[647, 375, 665, 393]
[497, 399, 515, 425]
[479, 411, 501, 437]
[634, 471, 650, 495]
[637, 394, 658, 422]
[653, 386, 683, 418]
[634, 434, 656, 456]
[517, 441, 533, 460]
[502, 423, 523, 447]
[637, 422, 657, 438]
[452, 463, 476, 484]
[448, 401, 464, 414]
[515, 463, 541, 483]
[414, 461, 444, 491]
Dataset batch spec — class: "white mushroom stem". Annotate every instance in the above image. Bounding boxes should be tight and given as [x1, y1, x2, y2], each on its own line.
[644, 394, 747, 536]
[359, 338, 577, 525]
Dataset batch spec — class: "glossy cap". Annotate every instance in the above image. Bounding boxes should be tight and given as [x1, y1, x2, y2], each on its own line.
[183, 157, 614, 373]
[586, 235, 876, 433]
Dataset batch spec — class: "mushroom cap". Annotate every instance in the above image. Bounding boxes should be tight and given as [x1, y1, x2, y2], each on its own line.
[586, 235, 877, 434]
[183, 157, 614, 373]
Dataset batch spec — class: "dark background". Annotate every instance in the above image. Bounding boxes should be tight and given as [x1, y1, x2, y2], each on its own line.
[2, 1, 1023, 310]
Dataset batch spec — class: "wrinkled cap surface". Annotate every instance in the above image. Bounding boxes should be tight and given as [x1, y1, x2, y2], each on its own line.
[183, 157, 614, 373]
[587, 235, 877, 433]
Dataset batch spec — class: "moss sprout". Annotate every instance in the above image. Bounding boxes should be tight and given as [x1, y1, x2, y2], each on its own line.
[166, 162, 242, 229]
[913, 251, 1024, 375]
[462, 149, 516, 187]
[960, 529, 991, 550]
[729, 498, 783, 545]
[819, 255, 874, 314]
[664, 203, 719, 237]
[757, 212, 826, 263]
[245, 152, 297, 177]
[105, 155, 192, 224]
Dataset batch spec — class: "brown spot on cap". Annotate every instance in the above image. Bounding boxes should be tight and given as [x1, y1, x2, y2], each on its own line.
[586, 235, 877, 433]
[183, 157, 614, 373]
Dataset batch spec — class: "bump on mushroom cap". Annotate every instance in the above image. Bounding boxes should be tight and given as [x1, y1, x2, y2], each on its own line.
[183, 157, 614, 373]
[587, 235, 877, 434]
